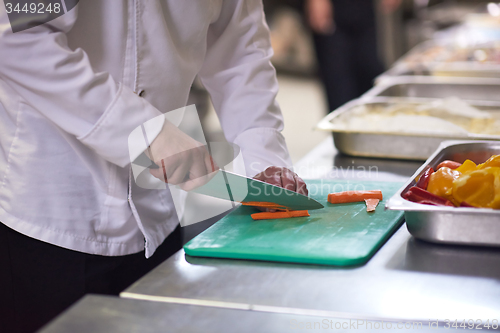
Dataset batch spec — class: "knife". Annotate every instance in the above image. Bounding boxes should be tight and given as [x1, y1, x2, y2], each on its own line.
[191, 169, 324, 211]
[132, 152, 323, 211]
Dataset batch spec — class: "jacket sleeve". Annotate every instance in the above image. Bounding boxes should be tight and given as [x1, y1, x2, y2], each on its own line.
[0, 3, 164, 167]
[198, 0, 293, 177]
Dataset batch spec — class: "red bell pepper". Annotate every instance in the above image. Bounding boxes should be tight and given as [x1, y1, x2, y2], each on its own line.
[402, 186, 455, 207]
[436, 160, 462, 170]
[416, 167, 434, 190]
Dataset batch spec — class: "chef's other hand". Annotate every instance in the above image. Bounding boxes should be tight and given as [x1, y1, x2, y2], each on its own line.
[147, 120, 218, 191]
[253, 166, 308, 196]
[305, 0, 335, 35]
[381, 0, 402, 14]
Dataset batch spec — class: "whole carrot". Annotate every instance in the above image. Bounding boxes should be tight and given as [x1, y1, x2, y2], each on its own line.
[328, 190, 383, 204]
[251, 210, 310, 220]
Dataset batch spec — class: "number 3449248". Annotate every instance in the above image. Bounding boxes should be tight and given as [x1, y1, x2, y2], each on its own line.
[444, 319, 498, 329]
[5, 2, 61, 14]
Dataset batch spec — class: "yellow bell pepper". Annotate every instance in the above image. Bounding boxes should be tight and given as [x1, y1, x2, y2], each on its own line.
[478, 155, 500, 169]
[455, 159, 477, 174]
[427, 167, 462, 204]
[452, 167, 500, 209]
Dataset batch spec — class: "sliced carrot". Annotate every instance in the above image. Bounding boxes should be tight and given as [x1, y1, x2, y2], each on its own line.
[251, 210, 310, 220]
[327, 190, 383, 204]
[242, 201, 287, 210]
[364, 199, 380, 212]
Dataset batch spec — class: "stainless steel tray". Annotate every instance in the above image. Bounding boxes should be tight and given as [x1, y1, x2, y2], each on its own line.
[316, 97, 500, 160]
[386, 140, 500, 247]
[364, 76, 500, 105]
[376, 39, 500, 82]
[375, 40, 442, 82]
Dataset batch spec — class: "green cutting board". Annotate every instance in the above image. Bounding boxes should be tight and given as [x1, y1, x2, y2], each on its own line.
[184, 180, 405, 266]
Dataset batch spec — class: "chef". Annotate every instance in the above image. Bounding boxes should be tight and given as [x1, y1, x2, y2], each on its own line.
[0, 1, 307, 332]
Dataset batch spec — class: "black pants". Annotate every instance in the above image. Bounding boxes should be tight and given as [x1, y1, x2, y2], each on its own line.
[0, 222, 182, 333]
[312, 0, 385, 112]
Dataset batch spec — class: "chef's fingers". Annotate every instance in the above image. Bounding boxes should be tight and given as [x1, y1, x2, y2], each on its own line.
[281, 168, 297, 192]
[254, 172, 275, 186]
[271, 170, 283, 187]
[149, 167, 164, 181]
[149, 159, 169, 182]
[181, 175, 207, 191]
[164, 158, 189, 185]
[252, 170, 266, 182]
[192, 147, 220, 185]
[205, 150, 218, 173]
[294, 173, 308, 196]
[180, 148, 211, 191]
[254, 166, 278, 182]
[204, 151, 219, 183]
[265, 167, 283, 187]
[181, 146, 222, 191]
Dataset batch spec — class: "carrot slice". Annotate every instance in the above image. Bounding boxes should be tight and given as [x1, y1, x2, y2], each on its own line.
[242, 201, 287, 210]
[251, 210, 310, 220]
[327, 190, 383, 204]
[364, 199, 380, 212]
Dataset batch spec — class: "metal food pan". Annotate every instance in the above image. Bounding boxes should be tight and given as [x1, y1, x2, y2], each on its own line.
[431, 62, 500, 78]
[364, 76, 500, 105]
[375, 40, 442, 82]
[316, 97, 500, 160]
[386, 140, 500, 247]
[376, 39, 500, 82]
[376, 65, 500, 82]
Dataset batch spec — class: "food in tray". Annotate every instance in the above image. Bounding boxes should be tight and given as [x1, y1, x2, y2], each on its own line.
[402, 42, 500, 66]
[403, 154, 500, 209]
[330, 98, 500, 137]
[328, 190, 383, 213]
[403, 186, 454, 207]
[441, 43, 500, 63]
[402, 45, 448, 66]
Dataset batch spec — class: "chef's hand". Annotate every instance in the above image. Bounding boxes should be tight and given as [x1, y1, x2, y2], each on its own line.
[147, 120, 218, 191]
[253, 166, 308, 211]
[253, 166, 308, 212]
[381, 0, 402, 14]
[305, 0, 335, 35]
[254, 166, 308, 195]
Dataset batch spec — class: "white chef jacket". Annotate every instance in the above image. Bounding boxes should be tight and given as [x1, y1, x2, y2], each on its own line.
[0, 0, 292, 257]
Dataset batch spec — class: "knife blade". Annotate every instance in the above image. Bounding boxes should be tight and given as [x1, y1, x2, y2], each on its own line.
[191, 170, 324, 211]
[132, 152, 323, 210]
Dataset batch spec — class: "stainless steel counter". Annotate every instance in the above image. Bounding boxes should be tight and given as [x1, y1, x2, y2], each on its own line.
[40, 138, 500, 332]
[122, 138, 500, 325]
[39, 295, 487, 333]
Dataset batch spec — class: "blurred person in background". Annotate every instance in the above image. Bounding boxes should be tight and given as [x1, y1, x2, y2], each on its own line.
[305, 0, 401, 112]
